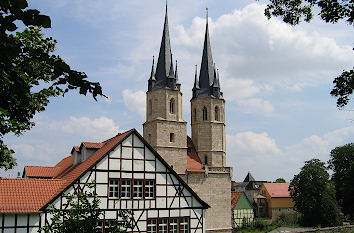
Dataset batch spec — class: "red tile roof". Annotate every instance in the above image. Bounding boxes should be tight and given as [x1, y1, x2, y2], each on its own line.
[264, 183, 291, 197]
[24, 166, 63, 178]
[0, 178, 65, 213]
[187, 137, 204, 172]
[81, 142, 105, 149]
[231, 191, 243, 208]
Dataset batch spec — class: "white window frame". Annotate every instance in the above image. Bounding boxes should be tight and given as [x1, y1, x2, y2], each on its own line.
[108, 179, 120, 199]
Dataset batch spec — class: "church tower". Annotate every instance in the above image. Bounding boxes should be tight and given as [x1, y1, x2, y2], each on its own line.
[143, 4, 188, 174]
[191, 11, 226, 168]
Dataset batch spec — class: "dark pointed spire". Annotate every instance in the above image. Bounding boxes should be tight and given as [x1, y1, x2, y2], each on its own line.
[150, 2, 179, 91]
[175, 60, 181, 90]
[148, 56, 156, 91]
[192, 64, 200, 98]
[193, 8, 223, 99]
[198, 8, 214, 97]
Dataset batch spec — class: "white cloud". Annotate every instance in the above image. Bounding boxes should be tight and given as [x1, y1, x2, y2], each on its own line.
[122, 89, 146, 118]
[12, 143, 56, 162]
[175, 3, 353, 90]
[49, 116, 119, 141]
[227, 126, 354, 181]
[238, 98, 274, 114]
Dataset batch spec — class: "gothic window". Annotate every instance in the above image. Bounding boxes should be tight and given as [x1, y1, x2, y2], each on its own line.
[169, 98, 175, 114]
[194, 108, 197, 121]
[204, 155, 208, 165]
[215, 106, 219, 121]
[202, 107, 208, 121]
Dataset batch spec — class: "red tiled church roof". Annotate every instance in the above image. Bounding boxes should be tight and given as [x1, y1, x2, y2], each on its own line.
[264, 183, 290, 197]
[187, 137, 204, 172]
[231, 191, 243, 208]
[0, 178, 65, 213]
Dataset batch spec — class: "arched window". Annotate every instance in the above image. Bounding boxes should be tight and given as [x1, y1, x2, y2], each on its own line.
[204, 155, 208, 165]
[215, 106, 219, 121]
[149, 100, 152, 116]
[169, 98, 175, 114]
[202, 107, 208, 121]
[194, 108, 197, 121]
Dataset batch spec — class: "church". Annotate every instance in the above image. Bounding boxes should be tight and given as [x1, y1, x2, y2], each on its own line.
[0, 4, 233, 233]
[143, 5, 232, 233]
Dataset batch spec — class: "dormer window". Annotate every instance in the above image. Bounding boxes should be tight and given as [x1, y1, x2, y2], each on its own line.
[169, 98, 175, 114]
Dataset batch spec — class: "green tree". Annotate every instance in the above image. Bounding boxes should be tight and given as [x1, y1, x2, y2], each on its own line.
[328, 143, 354, 220]
[40, 183, 132, 233]
[264, 0, 353, 109]
[275, 178, 286, 183]
[0, 0, 105, 170]
[289, 159, 341, 227]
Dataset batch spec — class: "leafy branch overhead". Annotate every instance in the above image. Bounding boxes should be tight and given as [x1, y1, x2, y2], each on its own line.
[0, 0, 106, 170]
[264, 0, 354, 109]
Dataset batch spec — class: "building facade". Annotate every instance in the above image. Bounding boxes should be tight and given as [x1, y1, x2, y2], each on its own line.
[143, 6, 232, 233]
[0, 130, 209, 233]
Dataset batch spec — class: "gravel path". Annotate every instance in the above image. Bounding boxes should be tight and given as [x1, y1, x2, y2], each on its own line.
[269, 227, 314, 233]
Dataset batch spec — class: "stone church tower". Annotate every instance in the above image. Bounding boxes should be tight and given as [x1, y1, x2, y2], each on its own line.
[143, 5, 188, 175]
[143, 5, 232, 233]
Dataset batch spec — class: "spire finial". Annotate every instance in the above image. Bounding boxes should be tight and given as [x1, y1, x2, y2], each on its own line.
[206, 7, 209, 24]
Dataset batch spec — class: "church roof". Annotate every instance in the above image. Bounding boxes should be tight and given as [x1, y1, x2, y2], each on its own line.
[193, 10, 222, 99]
[187, 137, 204, 172]
[150, 3, 179, 91]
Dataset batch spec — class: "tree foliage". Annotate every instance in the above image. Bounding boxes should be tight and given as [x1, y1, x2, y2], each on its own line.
[0, 0, 105, 170]
[264, 0, 354, 109]
[275, 178, 286, 183]
[328, 143, 354, 219]
[289, 159, 341, 227]
[40, 183, 132, 233]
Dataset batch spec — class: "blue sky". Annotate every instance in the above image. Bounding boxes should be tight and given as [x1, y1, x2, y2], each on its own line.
[1, 0, 353, 181]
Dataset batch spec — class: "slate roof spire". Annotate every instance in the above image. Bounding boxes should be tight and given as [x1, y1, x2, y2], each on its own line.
[151, 2, 180, 91]
[148, 56, 156, 91]
[193, 8, 222, 99]
[192, 64, 200, 98]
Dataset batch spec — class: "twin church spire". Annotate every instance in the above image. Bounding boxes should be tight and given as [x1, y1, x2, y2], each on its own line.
[148, 4, 180, 91]
[149, 4, 222, 99]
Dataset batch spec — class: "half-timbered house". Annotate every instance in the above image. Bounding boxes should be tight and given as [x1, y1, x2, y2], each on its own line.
[0, 129, 209, 233]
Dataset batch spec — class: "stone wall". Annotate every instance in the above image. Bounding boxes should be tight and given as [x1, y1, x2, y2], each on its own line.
[185, 172, 232, 233]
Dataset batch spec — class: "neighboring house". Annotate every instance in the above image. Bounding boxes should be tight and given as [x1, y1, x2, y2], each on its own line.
[257, 183, 295, 220]
[232, 172, 266, 204]
[231, 192, 254, 228]
[0, 129, 209, 233]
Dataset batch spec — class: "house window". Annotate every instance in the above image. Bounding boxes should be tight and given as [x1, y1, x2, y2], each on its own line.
[180, 218, 189, 233]
[202, 107, 207, 121]
[215, 106, 219, 121]
[147, 219, 157, 233]
[159, 219, 168, 233]
[121, 180, 131, 199]
[109, 179, 119, 198]
[145, 180, 155, 199]
[133, 180, 143, 199]
[169, 99, 175, 114]
[109, 179, 155, 200]
[147, 218, 189, 233]
[169, 218, 179, 233]
[170, 133, 175, 142]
